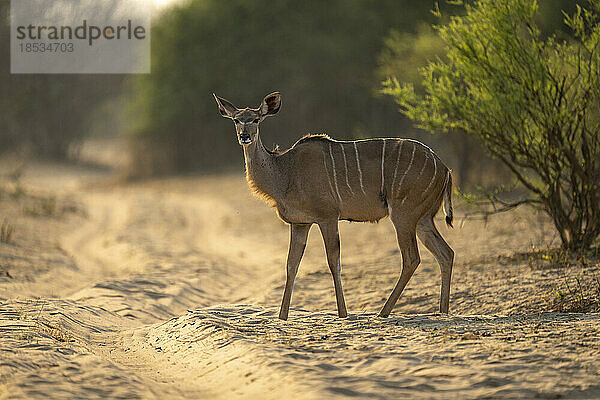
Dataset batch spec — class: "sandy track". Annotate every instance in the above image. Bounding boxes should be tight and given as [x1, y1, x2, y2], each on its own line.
[1, 164, 600, 399]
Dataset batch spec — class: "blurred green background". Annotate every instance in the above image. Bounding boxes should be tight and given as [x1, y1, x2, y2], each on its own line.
[0, 0, 578, 186]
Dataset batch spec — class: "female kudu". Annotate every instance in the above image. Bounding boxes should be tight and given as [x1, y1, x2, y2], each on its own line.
[214, 92, 454, 320]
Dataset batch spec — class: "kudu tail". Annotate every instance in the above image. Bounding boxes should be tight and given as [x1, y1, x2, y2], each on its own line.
[443, 171, 454, 228]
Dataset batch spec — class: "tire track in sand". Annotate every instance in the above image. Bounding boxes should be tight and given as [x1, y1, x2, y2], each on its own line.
[45, 180, 305, 399]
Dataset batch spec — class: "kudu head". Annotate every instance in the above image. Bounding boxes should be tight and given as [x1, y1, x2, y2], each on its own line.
[213, 92, 281, 146]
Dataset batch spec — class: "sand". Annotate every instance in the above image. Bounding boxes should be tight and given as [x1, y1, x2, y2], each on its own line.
[1, 162, 599, 399]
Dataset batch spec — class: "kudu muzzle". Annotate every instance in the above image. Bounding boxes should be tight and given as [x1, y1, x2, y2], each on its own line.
[238, 123, 252, 145]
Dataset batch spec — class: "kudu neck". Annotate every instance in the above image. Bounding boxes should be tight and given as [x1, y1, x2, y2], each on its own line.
[243, 133, 284, 201]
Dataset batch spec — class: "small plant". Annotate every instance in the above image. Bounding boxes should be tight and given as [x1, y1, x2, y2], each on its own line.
[0, 219, 14, 243]
[24, 197, 56, 217]
[36, 321, 74, 342]
[594, 276, 600, 307]
[527, 247, 571, 269]
[13, 303, 75, 343]
[541, 249, 571, 267]
[526, 246, 599, 270]
[552, 274, 600, 313]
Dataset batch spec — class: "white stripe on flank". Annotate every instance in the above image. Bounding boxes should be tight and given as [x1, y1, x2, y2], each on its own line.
[354, 142, 367, 195]
[323, 150, 336, 200]
[391, 141, 404, 198]
[417, 152, 429, 179]
[423, 154, 437, 197]
[380, 139, 386, 195]
[340, 143, 354, 195]
[396, 142, 415, 196]
[329, 143, 342, 202]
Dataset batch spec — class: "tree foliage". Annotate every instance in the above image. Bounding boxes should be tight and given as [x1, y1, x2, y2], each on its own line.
[0, 1, 123, 160]
[131, 0, 447, 173]
[377, 24, 447, 93]
[376, 22, 507, 188]
[383, 0, 600, 250]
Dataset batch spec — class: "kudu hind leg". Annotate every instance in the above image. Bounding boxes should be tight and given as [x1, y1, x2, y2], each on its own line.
[279, 223, 311, 320]
[318, 220, 348, 318]
[417, 217, 454, 313]
[379, 225, 421, 318]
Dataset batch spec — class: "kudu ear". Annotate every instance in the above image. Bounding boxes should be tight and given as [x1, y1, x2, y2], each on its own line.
[259, 92, 281, 118]
[213, 93, 237, 119]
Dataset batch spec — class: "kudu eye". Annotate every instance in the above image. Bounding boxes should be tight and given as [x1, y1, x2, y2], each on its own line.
[253, 118, 259, 123]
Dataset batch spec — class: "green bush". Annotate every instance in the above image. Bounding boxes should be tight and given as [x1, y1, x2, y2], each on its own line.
[384, 0, 600, 250]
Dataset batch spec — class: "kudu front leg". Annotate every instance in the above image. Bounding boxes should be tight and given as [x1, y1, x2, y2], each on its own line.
[279, 223, 311, 320]
[318, 220, 348, 318]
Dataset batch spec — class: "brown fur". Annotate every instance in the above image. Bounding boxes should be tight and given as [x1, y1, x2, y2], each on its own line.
[293, 133, 332, 145]
[246, 170, 277, 208]
[214, 92, 455, 320]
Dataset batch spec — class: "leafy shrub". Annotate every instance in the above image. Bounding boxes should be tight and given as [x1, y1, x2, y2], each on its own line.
[384, 0, 600, 250]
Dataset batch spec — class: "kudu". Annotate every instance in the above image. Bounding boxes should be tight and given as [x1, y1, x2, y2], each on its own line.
[214, 92, 455, 320]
